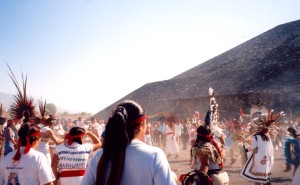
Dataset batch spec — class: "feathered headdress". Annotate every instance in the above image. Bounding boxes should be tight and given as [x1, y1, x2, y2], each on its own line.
[250, 109, 285, 137]
[0, 103, 7, 125]
[7, 65, 35, 123]
[37, 99, 56, 126]
[0, 103, 4, 115]
[208, 87, 219, 127]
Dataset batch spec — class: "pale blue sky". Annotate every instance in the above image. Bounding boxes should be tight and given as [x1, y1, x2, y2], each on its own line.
[0, 0, 299, 114]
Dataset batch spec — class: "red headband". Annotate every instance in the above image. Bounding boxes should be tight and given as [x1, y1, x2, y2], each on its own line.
[130, 114, 147, 125]
[197, 133, 212, 139]
[13, 131, 41, 161]
[65, 133, 85, 145]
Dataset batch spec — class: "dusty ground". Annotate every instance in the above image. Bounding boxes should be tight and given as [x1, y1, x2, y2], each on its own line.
[163, 144, 293, 185]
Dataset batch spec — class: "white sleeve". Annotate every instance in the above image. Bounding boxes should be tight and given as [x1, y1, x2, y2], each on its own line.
[250, 135, 258, 151]
[37, 153, 56, 184]
[0, 158, 5, 185]
[81, 150, 103, 185]
[153, 149, 177, 185]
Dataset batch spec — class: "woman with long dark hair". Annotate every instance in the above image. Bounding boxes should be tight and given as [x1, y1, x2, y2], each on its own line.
[81, 100, 176, 185]
[0, 123, 55, 185]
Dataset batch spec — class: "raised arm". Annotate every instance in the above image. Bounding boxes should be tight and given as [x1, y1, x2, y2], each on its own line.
[85, 131, 102, 151]
[47, 130, 64, 145]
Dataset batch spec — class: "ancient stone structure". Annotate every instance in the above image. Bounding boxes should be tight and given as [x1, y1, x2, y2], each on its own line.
[94, 20, 300, 121]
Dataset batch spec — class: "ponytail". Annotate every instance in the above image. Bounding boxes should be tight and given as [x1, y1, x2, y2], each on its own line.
[13, 123, 40, 161]
[95, 100, 145, 185]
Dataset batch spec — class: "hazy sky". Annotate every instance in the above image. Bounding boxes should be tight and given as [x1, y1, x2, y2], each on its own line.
[0, 0, 299, 114]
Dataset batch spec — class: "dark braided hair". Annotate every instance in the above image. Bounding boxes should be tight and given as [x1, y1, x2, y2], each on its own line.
[95, 100, 145, 185]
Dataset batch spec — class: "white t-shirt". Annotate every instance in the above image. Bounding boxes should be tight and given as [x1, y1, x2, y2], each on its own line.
[81, 140, 177, 185]
[0, 147, 55, 185]
[55, 142, 93, 185]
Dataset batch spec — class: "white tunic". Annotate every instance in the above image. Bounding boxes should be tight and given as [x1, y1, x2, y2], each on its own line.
[165, 126, 179, 155]
[81, 140, 177, 185]
[240, 135, 274, 184]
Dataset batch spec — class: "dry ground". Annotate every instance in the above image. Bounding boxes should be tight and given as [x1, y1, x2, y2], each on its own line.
[164, 144, 293, 185]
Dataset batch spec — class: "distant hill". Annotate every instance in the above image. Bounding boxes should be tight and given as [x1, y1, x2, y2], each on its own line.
[0, 92, 13, 109]
[94, 20, 300, 121]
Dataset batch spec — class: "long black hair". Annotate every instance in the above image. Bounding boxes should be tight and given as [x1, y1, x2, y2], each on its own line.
[194, 124, 212, 144]
[255, 127, 270, 141]
[13, 123, 40, 161]
[95, 100, 145, 185]
[190, 125, 211, 158]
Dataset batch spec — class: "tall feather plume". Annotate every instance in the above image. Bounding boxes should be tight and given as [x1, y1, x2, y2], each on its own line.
[38, 98, 56, 126]
[7, 64, 35, 123]
[0, 103, 7, 125]
[0, 103, 4, 116]
[38, 99, 48, 118]
[267, 109, 273, 123]
[250, 109, 285, 138]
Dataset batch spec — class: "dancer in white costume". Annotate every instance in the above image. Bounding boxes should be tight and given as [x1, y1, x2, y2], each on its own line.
[32, 100, 64, 163]
[174, 120, 183, 146]
[165, 115, 180, 158]
[240, 110, 285, 185]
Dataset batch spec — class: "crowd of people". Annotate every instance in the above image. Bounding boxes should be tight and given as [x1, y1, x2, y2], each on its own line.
[0, 97, 300, 184]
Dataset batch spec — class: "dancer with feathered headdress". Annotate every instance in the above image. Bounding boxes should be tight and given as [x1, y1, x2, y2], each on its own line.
[183, 88, 229, 185]
[7, 64, 36, 125]
[0, 65, 56, 185]
[206, 88, 226, 162]
[34, 99, 64, 163]
[5, 65, 36, 158]
[240, 109, 285, 185]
